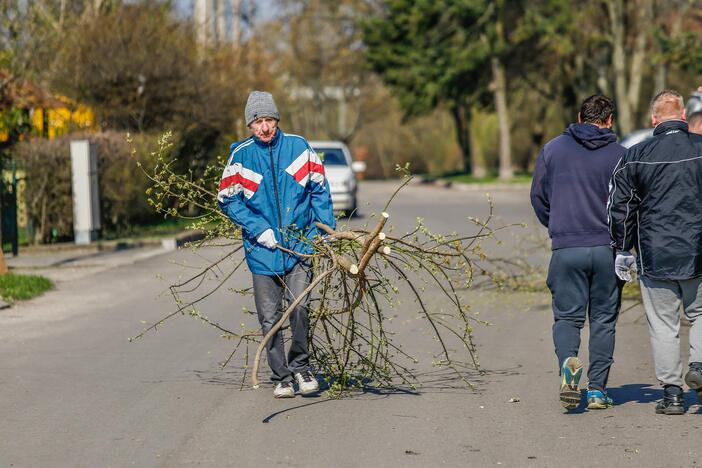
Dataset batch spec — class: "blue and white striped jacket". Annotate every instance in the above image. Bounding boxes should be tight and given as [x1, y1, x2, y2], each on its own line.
[218, 129, 336, 275]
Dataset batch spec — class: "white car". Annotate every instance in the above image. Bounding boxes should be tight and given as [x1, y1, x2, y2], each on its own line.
[309, 141, 366, 214]
[620, 128, 654, 149]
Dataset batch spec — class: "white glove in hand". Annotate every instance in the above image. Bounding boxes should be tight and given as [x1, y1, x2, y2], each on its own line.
[615, 251, 637, 282]
[256, 228, 277, 249]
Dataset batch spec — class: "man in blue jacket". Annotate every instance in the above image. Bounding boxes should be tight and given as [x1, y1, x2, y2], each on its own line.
[218, 91, 336, 398]
[531, 95, 626, 410]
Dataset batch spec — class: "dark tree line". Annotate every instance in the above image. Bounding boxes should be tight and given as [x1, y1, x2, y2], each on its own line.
[2, 0, 702, 181]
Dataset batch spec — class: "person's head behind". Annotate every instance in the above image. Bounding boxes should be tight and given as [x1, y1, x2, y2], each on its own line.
[688, 111, 702, 135]
[245, 91, 280, 143]
[650, 90, 685, 127]
[578, 94, 615, 128]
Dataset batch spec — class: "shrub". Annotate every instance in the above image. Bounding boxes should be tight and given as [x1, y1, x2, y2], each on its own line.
[13, 131, 166, 243]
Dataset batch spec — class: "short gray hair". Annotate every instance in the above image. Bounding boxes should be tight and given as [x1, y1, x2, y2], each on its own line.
[650, 90, 684, 120]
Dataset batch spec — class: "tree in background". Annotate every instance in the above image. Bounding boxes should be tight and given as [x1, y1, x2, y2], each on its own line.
[363, 0, 552, 179]
[5, 0, 702, 214]
[656, 3, 702, 84]
[55, 3, 203, 132]
[271, 0, 381, 144]
[51, 1, 280, 189]
[606, 0, 654, 135]
[0, 1, 61, 153]
[363, 0, 491, 175]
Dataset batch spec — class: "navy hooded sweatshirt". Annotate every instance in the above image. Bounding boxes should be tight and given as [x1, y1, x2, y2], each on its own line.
[530, 123, 626, 250]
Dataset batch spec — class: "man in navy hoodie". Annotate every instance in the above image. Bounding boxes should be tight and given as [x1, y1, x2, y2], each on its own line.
[531, 95, 626, 411]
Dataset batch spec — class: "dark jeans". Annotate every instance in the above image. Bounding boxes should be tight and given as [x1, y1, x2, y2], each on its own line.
[547, 245, 622, 391]
[252, 261, 313, 383]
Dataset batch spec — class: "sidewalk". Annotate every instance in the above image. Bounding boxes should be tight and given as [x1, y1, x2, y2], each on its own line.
[6, 230, 203, 284]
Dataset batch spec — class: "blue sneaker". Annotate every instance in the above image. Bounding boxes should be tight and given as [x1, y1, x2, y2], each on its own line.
[559, 356, 583, 410]
[587, 389, 614, 409]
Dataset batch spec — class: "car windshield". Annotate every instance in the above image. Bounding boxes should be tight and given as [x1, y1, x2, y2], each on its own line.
[314, 148, 347, 166]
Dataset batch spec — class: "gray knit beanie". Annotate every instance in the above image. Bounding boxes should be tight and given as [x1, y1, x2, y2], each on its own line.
[245, 91, 280, 126]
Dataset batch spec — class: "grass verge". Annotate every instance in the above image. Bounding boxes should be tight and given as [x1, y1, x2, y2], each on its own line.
[0, 273, 53, 303]
[441, 173, 533, 184]
[622, 279, 642, 302]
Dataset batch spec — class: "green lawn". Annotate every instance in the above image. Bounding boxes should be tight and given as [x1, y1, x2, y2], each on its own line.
[622, 279, 641, 302]
[440, 173, 533, 184]
[0, 273, 53, 303]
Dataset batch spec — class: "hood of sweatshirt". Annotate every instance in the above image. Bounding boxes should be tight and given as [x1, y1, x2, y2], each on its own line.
[566, 123, 617, 150]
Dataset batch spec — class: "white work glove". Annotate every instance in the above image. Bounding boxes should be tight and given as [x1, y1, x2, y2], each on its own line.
[615, 251, 637, 282]
[256, 228, 277, 249]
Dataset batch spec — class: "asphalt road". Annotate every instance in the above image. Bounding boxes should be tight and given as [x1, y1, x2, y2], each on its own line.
[1, 181, 700, 468]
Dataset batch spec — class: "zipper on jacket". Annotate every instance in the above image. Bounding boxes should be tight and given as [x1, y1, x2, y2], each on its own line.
[268, 144, 284, 244]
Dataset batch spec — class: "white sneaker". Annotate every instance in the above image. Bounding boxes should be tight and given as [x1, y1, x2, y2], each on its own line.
[294, 371, 319, 395]
[273, 382, 295, 398]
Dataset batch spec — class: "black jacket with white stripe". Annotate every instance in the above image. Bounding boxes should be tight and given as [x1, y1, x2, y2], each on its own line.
[608, 119, 702, 280]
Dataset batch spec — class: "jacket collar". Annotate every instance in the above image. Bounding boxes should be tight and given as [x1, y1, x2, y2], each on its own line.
[252, 128, 282, 147]
[653, 119, 688, 136]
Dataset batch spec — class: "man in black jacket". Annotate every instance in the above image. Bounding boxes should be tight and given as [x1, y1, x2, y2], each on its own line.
[609, 89, 702, 415]
[531, 95, 625, 411]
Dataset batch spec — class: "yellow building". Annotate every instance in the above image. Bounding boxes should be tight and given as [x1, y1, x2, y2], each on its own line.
[0, 70, 95, 240]
[0, 70, 95, 141]
[30, 100, 95, 138]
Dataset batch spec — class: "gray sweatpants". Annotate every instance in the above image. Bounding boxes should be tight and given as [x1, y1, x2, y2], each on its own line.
[252, 261, 313, 383]
[639, 275, 702, 387]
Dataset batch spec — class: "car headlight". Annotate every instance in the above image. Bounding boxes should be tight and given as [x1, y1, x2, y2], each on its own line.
[330, 180, 352, 191]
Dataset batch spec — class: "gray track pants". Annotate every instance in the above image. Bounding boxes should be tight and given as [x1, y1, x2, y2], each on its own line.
[639, 275, 702, 387]
[252, 261, 312, 383]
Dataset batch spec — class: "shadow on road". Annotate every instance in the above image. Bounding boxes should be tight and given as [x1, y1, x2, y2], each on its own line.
[260, 386, 419, 424]
[262, 398, 334, 423]
[608, 383, 661, 404]
[608, 383, 702, 411]
[193, 364, 489, 395]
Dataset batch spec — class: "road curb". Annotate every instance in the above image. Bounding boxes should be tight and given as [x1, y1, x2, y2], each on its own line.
[13, 230, 205, 257]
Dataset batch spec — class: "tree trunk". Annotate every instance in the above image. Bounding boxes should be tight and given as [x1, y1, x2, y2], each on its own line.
[450, 104, 472, 175]
[0, 251, 7, 275]
[627, 0, 652, 127]
[607, 0, 652, 134]
[59, 0, 66, 26]
[0, 178, 4, 273]
[194, 0, 212, 47]
[469, 115, 487, 178]
[492, 56, 513, 180]
[654, 64, 667, 92]
[216, 0, 226, 44]
[232, 0, 242, 46]
[608, 0, 632, 134]
[597, 63, 609, 96]
[652, 2, 686, 95]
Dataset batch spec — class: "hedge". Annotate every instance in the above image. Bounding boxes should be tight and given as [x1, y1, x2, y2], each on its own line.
[13, 131, 165, 243]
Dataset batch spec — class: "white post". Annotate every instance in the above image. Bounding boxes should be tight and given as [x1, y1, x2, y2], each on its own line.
[70, 140, 101, 245]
